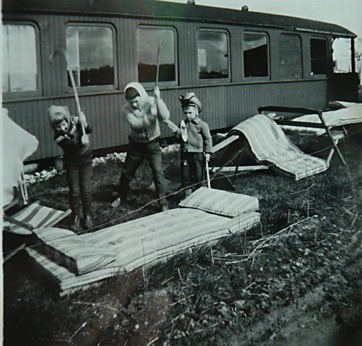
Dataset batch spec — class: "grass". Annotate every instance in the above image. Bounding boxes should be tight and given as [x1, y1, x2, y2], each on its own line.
[3, 126, 362, 345]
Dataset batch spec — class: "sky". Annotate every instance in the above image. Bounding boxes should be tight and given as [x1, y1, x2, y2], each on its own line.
[159, 0, 362, 39]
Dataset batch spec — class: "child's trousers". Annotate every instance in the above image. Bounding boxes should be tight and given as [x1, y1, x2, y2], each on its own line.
[180, 152, 204, 191]
[66, 161, 92, 217]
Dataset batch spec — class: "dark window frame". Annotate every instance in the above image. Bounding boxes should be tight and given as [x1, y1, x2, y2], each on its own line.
[279, 33, 303, 80]
[2, 21, 42, 99]
[65, 22, 118, 93]
[137, 25, 178, 86]
[243, 31, 270, 80]
[310, 37, 328, 76]
[197, 28, 230, 83]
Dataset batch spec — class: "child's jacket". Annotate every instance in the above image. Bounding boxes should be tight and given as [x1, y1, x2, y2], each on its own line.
[54, 117, 92, 164]
[180, 117, 212, 154]
[122, 82, 170, 143]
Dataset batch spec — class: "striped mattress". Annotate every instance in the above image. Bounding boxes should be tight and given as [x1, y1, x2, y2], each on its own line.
[26, 188, 260, 296]
[27, 208, 260, 296]
[230, 114, 329, 180]
[4, 201, 71, 235]
[279, 103, 362, 136]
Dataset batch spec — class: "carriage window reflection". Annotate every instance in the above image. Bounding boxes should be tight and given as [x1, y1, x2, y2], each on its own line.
[198, 30, 229, 79]
[137, 27, 176, 83]
[66, 26, 114, 87]
[279, 34, 302, 79]
[310, 38, 328, 75]
[2, 24, 38, 92]
[243, 32, 269, 77]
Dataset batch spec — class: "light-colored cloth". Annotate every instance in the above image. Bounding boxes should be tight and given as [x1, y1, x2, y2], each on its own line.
[279, 103, 362, 136]
[230, 114, 329, 180]
[2, 108, 39, 206]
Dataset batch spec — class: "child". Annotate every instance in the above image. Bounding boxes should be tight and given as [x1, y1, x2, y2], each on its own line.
[110, 83, 170, 211]
[48, 105, 93, 231]
[177, 92, 212, 196]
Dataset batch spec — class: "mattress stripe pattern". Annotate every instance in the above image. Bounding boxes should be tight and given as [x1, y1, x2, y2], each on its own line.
[178, 187, 259, 217]
[26, 207, 260, 296]
[230, 114, 329, 180]
[5, 202, 70, 235]
[280, 103, 362, 135]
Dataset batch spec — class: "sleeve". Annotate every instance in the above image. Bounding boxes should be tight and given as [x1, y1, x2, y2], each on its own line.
[85, 123, 92, 134]
[123, 108, 148, 130]
[153, 96, 170, 121]
[55, 135, 72, 151]
[201, 122, 213, 153]
[74, 116, 92, 134]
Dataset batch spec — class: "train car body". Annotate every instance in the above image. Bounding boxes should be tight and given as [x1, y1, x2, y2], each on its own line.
[2, 0, 359, 161]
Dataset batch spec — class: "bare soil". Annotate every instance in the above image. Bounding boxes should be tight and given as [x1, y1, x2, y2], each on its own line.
[3, 127, 362, 346]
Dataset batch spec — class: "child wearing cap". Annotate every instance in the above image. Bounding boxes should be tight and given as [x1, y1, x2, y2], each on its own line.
[48, 105, 93, 231]
[177, 92, 213, 196]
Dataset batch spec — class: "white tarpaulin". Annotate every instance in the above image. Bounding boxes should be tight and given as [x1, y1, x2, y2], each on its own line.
[2, 108, 39, 206]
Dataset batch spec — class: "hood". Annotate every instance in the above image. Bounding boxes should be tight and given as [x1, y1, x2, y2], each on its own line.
[124, 82, 149, 106]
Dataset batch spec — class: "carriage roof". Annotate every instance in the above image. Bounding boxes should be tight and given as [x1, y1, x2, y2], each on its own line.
[2, 0, 356, 39]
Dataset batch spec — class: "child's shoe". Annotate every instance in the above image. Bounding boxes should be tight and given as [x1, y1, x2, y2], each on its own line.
[161, 204, 169, 212]
[70, 216, 81, 232]
[84, 214, 94, 230]
[185, 189, 192, 197]
[110, 197, 122, 208]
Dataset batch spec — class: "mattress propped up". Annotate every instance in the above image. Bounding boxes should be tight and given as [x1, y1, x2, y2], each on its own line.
[229, 114, 329, 180]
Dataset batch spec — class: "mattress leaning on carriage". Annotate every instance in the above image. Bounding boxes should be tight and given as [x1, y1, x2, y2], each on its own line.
[26, 187, 260, 296]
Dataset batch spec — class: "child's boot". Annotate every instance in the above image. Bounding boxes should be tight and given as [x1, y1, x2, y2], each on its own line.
[84, 214, 94, 230]
[70, 213, 81, 232]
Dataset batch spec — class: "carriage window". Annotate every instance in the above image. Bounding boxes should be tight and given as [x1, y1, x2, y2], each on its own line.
[243, 32, 269, 77]
[2, 24, 38, 93]
[137, 27, 176, 83]
[332, 38, 352, 73]
[279, 34, 302, 79]
[310, 38, 328, 75]
[66, 26, 114, 87]
[197, 30, 229, 79]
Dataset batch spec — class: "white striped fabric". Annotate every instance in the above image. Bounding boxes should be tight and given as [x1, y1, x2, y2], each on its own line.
[178, 187, 259, 217]
[280, 103, 362, 135]
[33, 228, 116, 275]
[231, 114, 329, 180]
[5, 202, 71, 235]
[26, 207, 260, 296]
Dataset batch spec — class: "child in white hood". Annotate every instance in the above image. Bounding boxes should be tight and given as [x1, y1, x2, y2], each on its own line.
[111, 83, 170, 211]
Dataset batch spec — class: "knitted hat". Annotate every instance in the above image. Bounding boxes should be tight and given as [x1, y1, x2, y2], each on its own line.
[179, 92, 202, 113]
[48, 105, 71, 128]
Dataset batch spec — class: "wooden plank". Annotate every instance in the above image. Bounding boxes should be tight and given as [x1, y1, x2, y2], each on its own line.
[211, 135, 239, 154]
[211, 165, 268, 172]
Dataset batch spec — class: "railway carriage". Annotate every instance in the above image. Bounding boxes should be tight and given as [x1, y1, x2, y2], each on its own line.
[2, 0, 359, 161]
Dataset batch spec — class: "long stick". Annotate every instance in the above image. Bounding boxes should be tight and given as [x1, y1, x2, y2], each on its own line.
[68, 69, 89, 145]
[50, 48, 89, 145]
[156, 38, 162, 86]
[205, 157, 211, 188]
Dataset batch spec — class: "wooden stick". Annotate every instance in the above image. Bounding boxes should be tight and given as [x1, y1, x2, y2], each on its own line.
[68, 69, 89, 145]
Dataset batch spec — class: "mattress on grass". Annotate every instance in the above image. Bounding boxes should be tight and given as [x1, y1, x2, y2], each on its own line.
[26, 208, 260, 296]
[230, 114, 329, 180]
